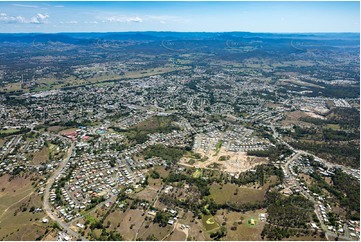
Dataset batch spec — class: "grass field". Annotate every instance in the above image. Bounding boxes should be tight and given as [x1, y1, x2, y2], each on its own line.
[32, 147, 49, 165]
[209, 183, 265, 205]
[103, 208, 144, 240]
[0, 175, 34, 208]
[137, 220, 172, 241]
[192, 169, 202, 178]
[182, 211, 207, 241]
[202, 214, 220, 232]
[132, 178, 161, 202]
[47, 126, 66, 133]
[132, 116, 177, 133]
[0, 129, 19, 135]
[42, 229, 60, 241]
[1, 82, 22, 92]
[120, 116, 178, 145]
[213, 140, 223, 156]
[0, 175, 48, 240]
[153, 166, 170, 179]
[215, 209, 266, 241]
[167, 227, 187, 241]
[326, 124, 341, 130]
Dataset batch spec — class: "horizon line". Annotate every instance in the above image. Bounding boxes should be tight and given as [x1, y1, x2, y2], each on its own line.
[0, 31, 360, 34]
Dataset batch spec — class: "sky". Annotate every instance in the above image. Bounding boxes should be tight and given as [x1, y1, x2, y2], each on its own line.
[0, 1, 359, 33]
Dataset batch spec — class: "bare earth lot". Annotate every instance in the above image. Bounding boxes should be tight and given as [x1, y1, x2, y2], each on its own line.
[181, 148, 268, 174]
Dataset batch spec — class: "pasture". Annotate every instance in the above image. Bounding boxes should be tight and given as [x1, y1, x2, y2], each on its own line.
[214, 209, 266, 241]
[0, 175, 48, 240]
[209, 183, 265, 205]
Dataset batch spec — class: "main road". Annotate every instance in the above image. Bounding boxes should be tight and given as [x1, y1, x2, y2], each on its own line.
[42, 142, 88, 241]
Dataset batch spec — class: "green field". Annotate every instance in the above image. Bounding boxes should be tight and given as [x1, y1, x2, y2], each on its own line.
[216, 209, 266, 241]
[213, 140, 223, 156]
[132, 116, 178, 132]
[0, 129, 19, 135]
[326, 124, 341, 130]
[192, 169, 202, 178]
[209, 183, 265, 205]
[113, 116, 179, 145]
[202, 214, 220, 232]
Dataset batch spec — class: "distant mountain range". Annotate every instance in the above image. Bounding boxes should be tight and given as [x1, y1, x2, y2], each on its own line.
[0, 32, 359, 44]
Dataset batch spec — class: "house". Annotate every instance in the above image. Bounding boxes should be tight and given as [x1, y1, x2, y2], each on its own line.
[311, 223, 318, 229]
[77, 223, 85, 229]
[169, 209, 177, 216]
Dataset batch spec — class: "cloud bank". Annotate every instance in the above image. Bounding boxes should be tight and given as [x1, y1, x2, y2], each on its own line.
[0, 12, 49, 24]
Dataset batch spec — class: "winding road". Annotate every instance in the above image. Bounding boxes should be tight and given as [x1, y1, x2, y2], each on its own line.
[42, 142, 88, 241]
[270, 125, 354, 241]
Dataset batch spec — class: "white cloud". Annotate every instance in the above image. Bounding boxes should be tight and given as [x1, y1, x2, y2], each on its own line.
[12, 4, 39, 8]
[99, 14, 183, 24]
[54, 5, 64, 8]
[84, 21, 98, 24]
[30, 13, 49, 24]
[104, 16, 143, 23]
[0, 12, 49, 24]
[145, 15, 173, 22]
[60, 20, 78, 24]
[0, 13, 26, 24]
[144, 15, 186, 24]
[126, 17, 143, 23]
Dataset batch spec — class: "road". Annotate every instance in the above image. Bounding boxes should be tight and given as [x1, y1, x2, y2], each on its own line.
[269, 125, 354, 175]
[42, 142, 88, 241]
[271, 125, 354, 241]
[281, 151, 355, 241]
[1, 135, 22, 161]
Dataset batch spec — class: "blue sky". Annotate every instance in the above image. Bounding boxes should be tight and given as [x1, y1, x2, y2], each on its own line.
[0, 1, 359, 33]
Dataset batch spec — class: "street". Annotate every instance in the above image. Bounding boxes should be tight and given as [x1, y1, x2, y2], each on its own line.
[42, 142, 88, 241]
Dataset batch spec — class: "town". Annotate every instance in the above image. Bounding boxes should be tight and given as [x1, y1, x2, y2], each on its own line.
[0, 31, 359, 241]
